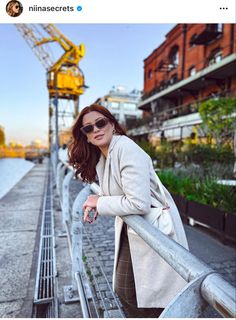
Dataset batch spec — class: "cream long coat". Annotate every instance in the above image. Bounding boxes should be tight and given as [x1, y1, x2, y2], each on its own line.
[96, 135, 189, 308]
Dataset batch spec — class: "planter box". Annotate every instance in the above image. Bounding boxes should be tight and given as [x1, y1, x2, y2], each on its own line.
[172, 194, 188, 223]
[224, 212, 236, 241]
[187, 200, 225, 232]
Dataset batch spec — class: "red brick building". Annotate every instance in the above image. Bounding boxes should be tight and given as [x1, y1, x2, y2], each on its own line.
[139, 23, 236, 118]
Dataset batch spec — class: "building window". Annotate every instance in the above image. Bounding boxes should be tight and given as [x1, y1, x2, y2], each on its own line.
[148, 69, 153, 79]
[189, 66, 196, 76]
[208, 92, 220, 100]
[169, 45, 179, 69]
[125, 115, 136, 120]
[123, 103, 136, 111]
[189, 34, 197, 47]
[154, 66, 158, 75]
[208, 48, 222, 65]
[157, 60, 164, 71]
[169, 73, 178, 85]
[109, 101, 119, 109]
[216, 24, 223, 32]
[159, 80, 167, 90]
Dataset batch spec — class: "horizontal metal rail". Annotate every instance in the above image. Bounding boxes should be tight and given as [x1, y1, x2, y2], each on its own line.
[122, 215, 236, 318]
[56, 158, 236, 318]
[74, 272, 91, 318]
[54, 160, 91, 317]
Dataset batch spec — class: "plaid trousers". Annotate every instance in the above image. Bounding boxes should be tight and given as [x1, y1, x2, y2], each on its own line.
[114, 223, 164, 318]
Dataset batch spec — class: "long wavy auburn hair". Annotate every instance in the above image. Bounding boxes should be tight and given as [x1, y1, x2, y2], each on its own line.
[6, 1, 22, 17]
[68, 104, 126, 183]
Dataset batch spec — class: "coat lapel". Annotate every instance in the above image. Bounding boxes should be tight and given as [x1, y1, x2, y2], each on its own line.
[96, 155, 106, 195]
[104, 135, 122, 195]
[103, 153, 111, 195]
[96, 135, 122, 196]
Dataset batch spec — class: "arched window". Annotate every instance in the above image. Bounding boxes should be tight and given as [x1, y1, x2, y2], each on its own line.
[157, 60, 164, 71]
[168, 45, 179, 69]
[169, 73, 178, 85]
[189, 34, 197, 47]
[208, 48, 222, 65]
[216, 24, 223, 32]
[148, 69, 153, 79]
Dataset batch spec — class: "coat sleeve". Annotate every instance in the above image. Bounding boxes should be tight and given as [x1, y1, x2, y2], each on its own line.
[97, 140, 152, 216]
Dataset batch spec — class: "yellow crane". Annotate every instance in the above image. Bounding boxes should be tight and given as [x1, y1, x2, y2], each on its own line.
[16, 24, 86, 157]
[16, 24, 85, 100]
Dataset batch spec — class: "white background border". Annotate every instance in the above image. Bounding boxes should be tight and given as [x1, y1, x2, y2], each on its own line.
[1, 0, 236, 23]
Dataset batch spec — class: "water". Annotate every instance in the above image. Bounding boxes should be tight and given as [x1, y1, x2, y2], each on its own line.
[0, 158, 34, 199]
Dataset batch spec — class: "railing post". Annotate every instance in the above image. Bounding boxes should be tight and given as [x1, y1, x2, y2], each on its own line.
[51, 151, 57, 179]
[56, 162, 64, 197]
[63, 184, 93, 312]
[62, 170, 74, 227]
[71, 184, 92, 283]
[57, 163, 67, 203]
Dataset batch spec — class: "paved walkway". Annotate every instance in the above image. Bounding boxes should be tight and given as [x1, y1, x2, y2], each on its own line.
[186, 225, 236, 287]
[0, 161, 48, 317]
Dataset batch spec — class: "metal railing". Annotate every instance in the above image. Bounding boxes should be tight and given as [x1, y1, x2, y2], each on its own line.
[53, 155, 124, 318]
[53, 155, 236, 318]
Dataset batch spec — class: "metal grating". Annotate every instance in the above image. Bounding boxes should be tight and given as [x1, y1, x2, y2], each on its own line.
[34, 168, 57, 317]
[37, 236, 54, 300]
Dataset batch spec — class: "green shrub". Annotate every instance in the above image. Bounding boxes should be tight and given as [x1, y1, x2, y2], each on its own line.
[137, 138, 234, 179]
[158, 170, 236, 214]
[199, 179, 236, 213]
[157, 140, 175, 169]
[158, 170, 198, 198]
[199, 97, 236, 144]
[178, 143, 235, 179]
[181, 144, 234, 166]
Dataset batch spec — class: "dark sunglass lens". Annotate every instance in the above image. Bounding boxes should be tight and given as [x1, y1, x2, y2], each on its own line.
[96, 118, 107, 129]
[82, 125, 93, 134]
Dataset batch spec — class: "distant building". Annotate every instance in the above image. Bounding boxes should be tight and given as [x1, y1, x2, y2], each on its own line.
[95, 86, 142, 128]
[129, 24, 236, 141]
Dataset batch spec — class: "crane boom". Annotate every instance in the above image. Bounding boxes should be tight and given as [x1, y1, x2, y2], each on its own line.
[16, 23, 87, 157]
[16, 24, 54, 69]
[16, 24, 86, 100]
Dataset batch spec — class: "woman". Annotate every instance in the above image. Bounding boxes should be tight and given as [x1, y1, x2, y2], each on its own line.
[68, 104, 189, 318]
[6, 0, 22, 17]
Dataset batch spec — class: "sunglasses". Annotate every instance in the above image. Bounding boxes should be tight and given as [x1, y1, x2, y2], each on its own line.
[80, 117, 109, 135]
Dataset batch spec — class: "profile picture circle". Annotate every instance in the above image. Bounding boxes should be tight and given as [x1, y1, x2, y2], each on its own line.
[6, 0, 23, 17]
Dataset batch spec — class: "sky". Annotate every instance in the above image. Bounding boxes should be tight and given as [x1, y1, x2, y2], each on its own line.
[0, 23, 174, 146]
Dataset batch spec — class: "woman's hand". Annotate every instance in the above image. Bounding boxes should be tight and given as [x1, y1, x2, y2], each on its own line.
[83, 195, 100, 210]
[83, 195, 100, 223]
[83, 207, 98, 223]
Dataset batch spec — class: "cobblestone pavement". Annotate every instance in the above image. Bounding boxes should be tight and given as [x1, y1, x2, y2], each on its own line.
[69, 179, 124, 317]
[69, 179, 236, 318]
[83, 216, 124, 317]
